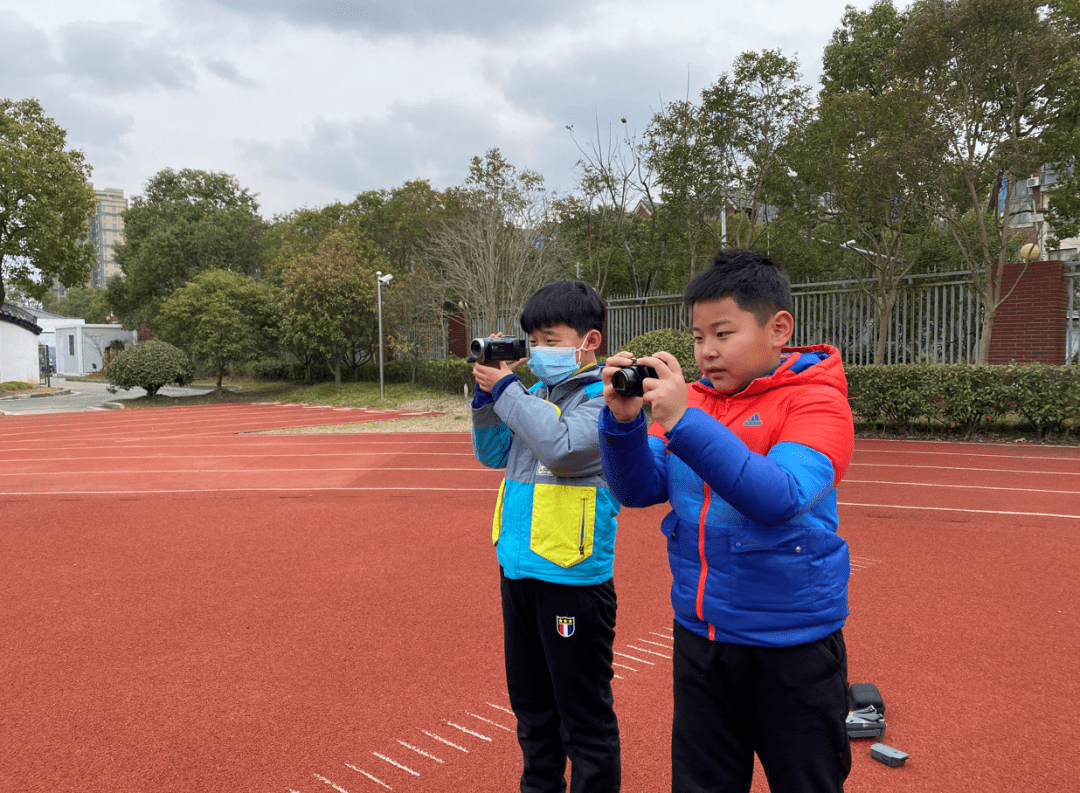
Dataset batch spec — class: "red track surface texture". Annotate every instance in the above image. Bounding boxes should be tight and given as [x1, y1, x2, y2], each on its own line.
[1, 404, 1078, 793]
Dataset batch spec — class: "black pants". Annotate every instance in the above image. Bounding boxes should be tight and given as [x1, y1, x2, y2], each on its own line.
[500, 571, 621, 793]
[671, 622, 851, 793]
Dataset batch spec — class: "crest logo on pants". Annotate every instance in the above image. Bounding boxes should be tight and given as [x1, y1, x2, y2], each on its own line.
[557, 616, 575, 638]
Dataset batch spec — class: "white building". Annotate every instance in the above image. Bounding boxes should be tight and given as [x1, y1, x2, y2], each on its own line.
[0, 303, 44, 384]
[52, 323, 137, 376]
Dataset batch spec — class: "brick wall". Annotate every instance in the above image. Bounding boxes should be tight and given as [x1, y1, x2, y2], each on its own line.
[447, 312, 469, 359]
[987, 260, 1067, 364]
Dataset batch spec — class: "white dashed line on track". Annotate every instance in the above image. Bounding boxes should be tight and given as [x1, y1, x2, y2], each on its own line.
[627, 644, 673, 659]
[465, 711, 515, 732]
[372, 753, 419, 777]
[314, 772, 357, 792]
[614, 650, 655, 665]
[446, 721, 492, 741]
[396, 740, 444, 764]
[613, 662, 638, 673]
[344, 764, 392, 789]
[421, 730, 470, 753]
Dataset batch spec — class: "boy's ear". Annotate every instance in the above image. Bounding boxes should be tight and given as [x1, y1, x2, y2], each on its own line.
[769, 311, 794, 349]
[583, 328, 602, 351]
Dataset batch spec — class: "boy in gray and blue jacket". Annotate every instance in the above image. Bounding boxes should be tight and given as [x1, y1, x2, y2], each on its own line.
[472, 280, 621, 793]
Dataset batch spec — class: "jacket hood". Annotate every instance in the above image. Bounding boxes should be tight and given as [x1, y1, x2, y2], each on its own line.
[690, 343, 848, 401]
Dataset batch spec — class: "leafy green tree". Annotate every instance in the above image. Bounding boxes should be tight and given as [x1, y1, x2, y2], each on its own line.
[644, 49, 812, 265]
[820, 0, 909, 98]
[1044, 0, 1080, 247]
[274, 228, 385, 384]
[105, 339, 194, 397]
[107, 168, 265, 329]
[48, 285, 112, 323]
[158, 269, 273, 389]
[895, 0, 1070, 362]
[351, 179, 448, 272]
[0, 98, 96, 307]
[791, 83, 949, 362]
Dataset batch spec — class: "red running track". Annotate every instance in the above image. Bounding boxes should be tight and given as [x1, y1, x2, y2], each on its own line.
[1, 404, 1078, 793]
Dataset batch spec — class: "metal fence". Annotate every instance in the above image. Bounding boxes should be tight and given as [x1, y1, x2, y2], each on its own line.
[606, 270, 986, 365]
[465, 267, 1076, 365]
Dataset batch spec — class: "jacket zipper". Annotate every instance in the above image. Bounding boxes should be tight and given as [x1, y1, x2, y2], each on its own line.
[579, 497, 587, 557]
[696, 483, 716, 641]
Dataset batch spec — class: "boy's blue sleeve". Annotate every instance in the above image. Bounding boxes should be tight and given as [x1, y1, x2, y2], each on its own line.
[598, 406, 668, 507]
[663, 407, 832, 526]
[472, 383, 512, 469]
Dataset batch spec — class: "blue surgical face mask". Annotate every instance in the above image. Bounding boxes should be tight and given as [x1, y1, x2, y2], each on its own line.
[528, 345, 583, 387]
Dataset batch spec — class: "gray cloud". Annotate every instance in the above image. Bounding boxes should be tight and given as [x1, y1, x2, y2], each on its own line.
[0, 11, 61, 89]
[203, 57, 259, 87]
[239, 100, 508, 200]
[58, 22, 197, 93]
[196, 0, 588, 39]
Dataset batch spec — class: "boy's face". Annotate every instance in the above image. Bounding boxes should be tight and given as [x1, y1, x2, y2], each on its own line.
[691, 297, 792, 394]
[528, 323, 597, 356]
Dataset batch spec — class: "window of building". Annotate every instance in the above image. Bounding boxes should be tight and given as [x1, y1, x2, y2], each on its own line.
[68, 335, 75, 356]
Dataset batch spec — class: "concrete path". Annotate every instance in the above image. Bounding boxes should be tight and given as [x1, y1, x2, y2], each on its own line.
[0, 378, 217, 415]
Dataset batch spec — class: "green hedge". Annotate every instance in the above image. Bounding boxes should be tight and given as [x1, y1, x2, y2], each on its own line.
[619, 328, 698, 382]
[848, 364, 1080, 438]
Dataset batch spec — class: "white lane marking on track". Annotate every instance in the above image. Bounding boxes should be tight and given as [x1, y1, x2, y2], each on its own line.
[486, 702, 514, 716]
[614, 673, 624, 680]
[0, 467, 501, 476]
[0, 487, 502, 496]
[614, 651, 655, 665]
[844, 479, 1076, 494]
[314, 772, 359, 792]
[838, 502, 1080, 520]
[372, 753, 419, 776]
[465, 711, 514, 732]
[447, 721, 492, 741]
[613, 662, 638, 673]
[848, 462, 1079, 476]
[344, 765, 392, 789]
[397, 740, 444, 764]
[638, 638, 673, 649]
[421, 730, 469, 753]
[649, 631, 674, 641]
[626, 644, 672, 659]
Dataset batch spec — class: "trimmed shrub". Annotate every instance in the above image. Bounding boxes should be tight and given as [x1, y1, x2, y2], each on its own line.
[621, 329, 698, 382]
[105, 340, 195, 397]
[847, 363, 1080, 439]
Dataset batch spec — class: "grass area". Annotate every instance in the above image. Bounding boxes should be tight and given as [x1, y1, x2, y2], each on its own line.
[1, 381, 35, 392]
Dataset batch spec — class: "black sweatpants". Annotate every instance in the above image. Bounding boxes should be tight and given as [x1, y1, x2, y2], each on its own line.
[671, 622, 851, 793]
[500, 570, 621, 793]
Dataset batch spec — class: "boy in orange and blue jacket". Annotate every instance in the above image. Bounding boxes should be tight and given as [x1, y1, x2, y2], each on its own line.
[599, 250, 854, 793]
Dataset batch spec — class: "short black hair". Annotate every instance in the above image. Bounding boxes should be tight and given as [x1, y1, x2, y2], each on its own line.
[683, 249, 793, 324]
[520, 280, 606, 336]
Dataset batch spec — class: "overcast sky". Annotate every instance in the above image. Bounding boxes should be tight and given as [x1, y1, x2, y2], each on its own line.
[2, 0, 859, 219]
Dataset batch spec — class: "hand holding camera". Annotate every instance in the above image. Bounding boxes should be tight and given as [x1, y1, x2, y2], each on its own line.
[602, 351, 687, 430]
[471, 334, 529, 394]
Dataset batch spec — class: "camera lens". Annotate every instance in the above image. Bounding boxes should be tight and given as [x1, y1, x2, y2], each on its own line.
[470, 339, 484, 358]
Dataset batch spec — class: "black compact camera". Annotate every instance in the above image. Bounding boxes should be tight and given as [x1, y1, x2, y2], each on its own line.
[469, 337, 528, 365]
[610, 364, 658, 397]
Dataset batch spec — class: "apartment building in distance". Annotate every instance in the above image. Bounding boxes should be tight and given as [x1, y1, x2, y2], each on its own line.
[88, 186, 128, 288]
[53, 185, 128, 298]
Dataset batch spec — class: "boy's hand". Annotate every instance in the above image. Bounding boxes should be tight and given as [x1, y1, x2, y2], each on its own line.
[634, 351, 688, 432]
[473, 332, 526, 394]
[601, 351, 644, 422]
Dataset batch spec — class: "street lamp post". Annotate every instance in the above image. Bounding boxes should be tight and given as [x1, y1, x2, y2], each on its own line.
[376, 271, 393, 400]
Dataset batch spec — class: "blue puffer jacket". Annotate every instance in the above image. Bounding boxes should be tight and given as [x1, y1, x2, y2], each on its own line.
[599, 346, 854, 647]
